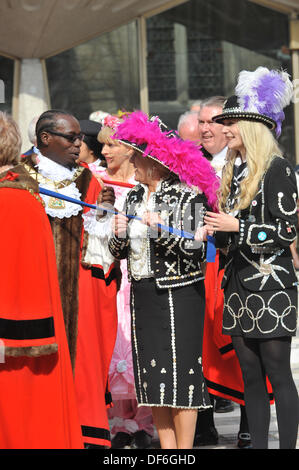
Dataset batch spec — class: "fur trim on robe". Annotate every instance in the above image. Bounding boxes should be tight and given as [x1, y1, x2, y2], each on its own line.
[22, 155, 93, 369]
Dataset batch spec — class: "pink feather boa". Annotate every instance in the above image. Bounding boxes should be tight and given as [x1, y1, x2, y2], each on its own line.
[112, 111, 219, 211]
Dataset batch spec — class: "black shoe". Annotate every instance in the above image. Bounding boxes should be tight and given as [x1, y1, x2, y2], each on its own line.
[214, 398, 234, 413]
[194, 426, 218, 446]
[237, 432, 252, 449]
[111, 432, 132, 449]
[131, 430, 152, 449]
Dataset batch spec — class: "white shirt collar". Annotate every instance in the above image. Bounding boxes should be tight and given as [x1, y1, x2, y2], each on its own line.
[211, 146, 228, 177]
[212, 146, 228, 162]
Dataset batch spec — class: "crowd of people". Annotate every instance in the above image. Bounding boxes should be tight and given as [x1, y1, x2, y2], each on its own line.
[0, 65, 298, 450]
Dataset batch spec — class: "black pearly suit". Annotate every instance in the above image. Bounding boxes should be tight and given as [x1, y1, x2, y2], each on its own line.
[108, 176, 213, 409]
[216, 156, 298, 338]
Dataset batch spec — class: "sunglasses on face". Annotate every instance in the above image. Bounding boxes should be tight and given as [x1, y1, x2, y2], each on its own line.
[45, 130, 85, 143]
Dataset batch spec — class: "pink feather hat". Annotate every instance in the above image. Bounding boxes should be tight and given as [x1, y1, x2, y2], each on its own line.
[112, 110, 219, 211]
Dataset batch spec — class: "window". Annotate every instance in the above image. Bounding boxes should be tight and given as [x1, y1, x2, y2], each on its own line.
[147, 0, 294, 163]
[0, 56, 14, 114]
[46, 22, 139, 120]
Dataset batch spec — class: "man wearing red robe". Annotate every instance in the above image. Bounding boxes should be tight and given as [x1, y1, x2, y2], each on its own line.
[22, 110, 118, 448]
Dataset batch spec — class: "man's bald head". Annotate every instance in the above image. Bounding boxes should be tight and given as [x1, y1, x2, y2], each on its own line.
[177, 111, 201, 145]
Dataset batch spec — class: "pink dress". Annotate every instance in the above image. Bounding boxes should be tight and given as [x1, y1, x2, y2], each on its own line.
[90, 164, 154, 437]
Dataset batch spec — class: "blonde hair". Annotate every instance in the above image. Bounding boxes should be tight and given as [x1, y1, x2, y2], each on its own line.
[99, 126, 171, 180]
[0, 112, 22, 166]
[97, 126, 115, 144]
[219, 120, 283, 212]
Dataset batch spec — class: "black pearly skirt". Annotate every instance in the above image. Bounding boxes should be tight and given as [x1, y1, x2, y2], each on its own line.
[130, 278, 212, 410]
[222, 270, 298, 338]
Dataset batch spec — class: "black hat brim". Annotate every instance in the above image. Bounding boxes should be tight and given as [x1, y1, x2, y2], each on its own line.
[119, 139, 171, 171]
[212, 111, 276, 130]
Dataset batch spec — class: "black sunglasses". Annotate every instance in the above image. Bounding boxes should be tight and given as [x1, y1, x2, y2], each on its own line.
[46, 130, 85, 143]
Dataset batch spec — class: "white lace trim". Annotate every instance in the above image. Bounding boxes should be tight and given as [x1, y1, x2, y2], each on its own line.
[129, 181, 164, 280]
[83, 209, 113, 237]
[82, 210, 115, 272]
[36, 151, 83, 219]
[82, 172, 134, 269]
[109, 417, 139, 434]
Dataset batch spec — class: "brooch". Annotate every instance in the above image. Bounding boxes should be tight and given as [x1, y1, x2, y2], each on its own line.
[257, 231, 267, 241]
[48, 197, 66, 209]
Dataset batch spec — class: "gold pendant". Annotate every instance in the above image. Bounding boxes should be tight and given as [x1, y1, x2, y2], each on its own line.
[48, 197, 66, 210]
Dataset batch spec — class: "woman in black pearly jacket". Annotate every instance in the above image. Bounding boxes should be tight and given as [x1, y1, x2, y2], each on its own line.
[199, 67, 299, 449]
[108, 110, 219, 449]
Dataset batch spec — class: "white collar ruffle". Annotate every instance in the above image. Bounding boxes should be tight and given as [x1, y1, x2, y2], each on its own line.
[35, 151, 83, 219]
[36, 150, 78, 181]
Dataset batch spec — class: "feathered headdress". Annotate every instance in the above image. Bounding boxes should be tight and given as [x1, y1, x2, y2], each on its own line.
[213, 66, 293, 136]
[102, 111, 132, 130]
[103, 114, 122, 130]
[112, 110, 219, 211]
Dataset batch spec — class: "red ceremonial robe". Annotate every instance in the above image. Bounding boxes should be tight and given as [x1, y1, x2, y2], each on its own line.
[0, 166, 83, 449]
[74, 175, 118, 448]
[22, 157, 118, 447]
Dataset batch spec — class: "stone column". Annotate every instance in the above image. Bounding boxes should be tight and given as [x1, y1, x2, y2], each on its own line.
[14, 58, 50, 153]
[137, 16, 149, 114]
[174, 23, 189, 106]
[0, 78, 4, 104]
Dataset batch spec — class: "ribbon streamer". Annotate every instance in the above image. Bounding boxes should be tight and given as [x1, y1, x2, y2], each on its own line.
[206, 235, 216, 263]
[101, 178, 135, 189]
[39, 187, 216, 262]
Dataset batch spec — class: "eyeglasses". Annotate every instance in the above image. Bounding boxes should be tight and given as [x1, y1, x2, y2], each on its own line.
[46, 130, 85, 143]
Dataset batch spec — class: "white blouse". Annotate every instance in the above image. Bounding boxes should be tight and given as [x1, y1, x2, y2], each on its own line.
[129, 181, 165, 281]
